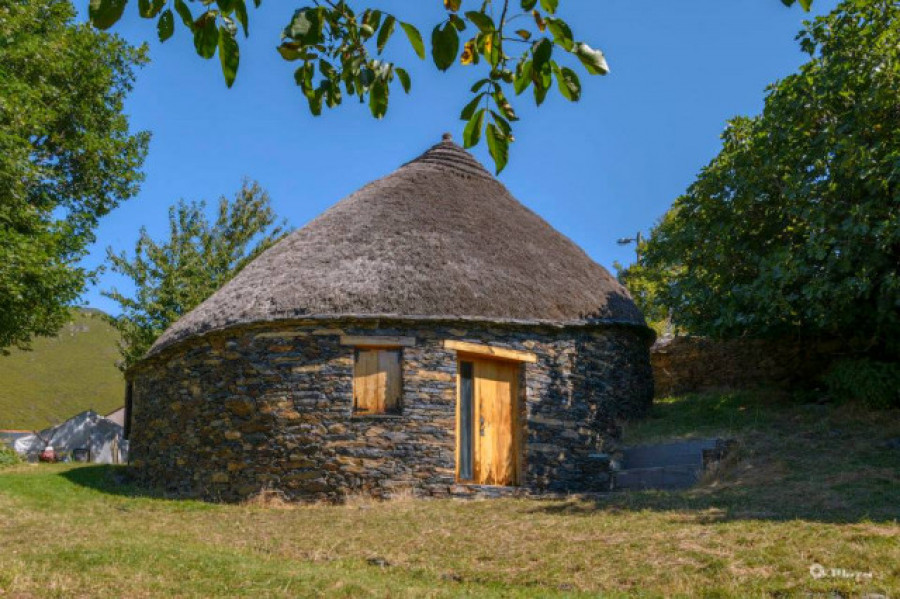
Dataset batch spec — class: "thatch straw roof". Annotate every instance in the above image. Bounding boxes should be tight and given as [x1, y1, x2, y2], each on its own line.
[147, 136, 646, 357]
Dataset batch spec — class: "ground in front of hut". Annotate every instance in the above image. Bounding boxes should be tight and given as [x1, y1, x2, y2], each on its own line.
[1, 391, 898, 597]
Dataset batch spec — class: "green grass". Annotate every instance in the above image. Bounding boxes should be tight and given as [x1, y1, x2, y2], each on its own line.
[0, 308, 124, 430]
[1, 392, 898, 597]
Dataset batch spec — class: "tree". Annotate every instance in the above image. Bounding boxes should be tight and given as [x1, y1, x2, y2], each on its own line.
[103, 181, 288, 368]
[0, 0, 148, 352]
[87, 0, 813, 173]
[630, 0, 899, 356]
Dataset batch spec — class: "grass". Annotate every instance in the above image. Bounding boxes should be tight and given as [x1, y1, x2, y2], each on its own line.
[0, 308, 124, 430]
[1, 392, 898, 597]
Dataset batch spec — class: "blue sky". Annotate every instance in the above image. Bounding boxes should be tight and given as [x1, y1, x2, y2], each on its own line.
[80, 0, 839, 315]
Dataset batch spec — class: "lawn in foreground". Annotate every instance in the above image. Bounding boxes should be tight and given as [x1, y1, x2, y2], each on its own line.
[1, 392, 898, 597]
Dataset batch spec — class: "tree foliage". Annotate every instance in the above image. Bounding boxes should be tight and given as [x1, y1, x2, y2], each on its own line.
[630, 0, 899, 355]
[88, 0, 811, 173]
[103, 181, 288, 368]
[0, 0, 148, 352]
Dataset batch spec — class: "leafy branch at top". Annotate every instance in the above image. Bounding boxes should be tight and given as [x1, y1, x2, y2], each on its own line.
[88, 0, 815, 174]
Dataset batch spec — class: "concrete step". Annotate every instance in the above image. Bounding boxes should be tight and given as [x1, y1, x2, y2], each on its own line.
[620, 439, 719, 469]
[613, 464, 702, 490]
[612, 438, 730, 491]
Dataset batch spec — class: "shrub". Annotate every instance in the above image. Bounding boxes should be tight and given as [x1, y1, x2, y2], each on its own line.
[0, 446, 21, 468]
[823, 359, 900, 409]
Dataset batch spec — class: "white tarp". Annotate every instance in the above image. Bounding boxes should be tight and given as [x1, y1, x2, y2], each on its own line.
[13, 410, 127, 464]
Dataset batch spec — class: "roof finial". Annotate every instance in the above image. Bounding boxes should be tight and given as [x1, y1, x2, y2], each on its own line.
[442, 132, 453, 142]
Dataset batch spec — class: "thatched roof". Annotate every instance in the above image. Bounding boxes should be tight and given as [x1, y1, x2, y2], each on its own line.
[147, 136, 646, 357]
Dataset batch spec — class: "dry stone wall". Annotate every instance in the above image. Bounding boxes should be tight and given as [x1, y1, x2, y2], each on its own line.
[651, 335, 843, 397]
[128, 319, 652, 502]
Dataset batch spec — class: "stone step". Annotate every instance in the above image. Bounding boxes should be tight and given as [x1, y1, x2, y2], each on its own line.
[612, 437, 731, 491]
[612, 464, 702, 490]
[620, 439, 719, 469]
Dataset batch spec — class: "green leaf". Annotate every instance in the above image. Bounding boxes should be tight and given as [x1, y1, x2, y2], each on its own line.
[493, 91, 518, 120]
[400, 22, 425, 59]
[521, 0, 538, 10]
[553, 64, 581, 101]
[486, 123, 509, 173]
[286, 8, 323, 44]
[515, 29, 532, 41]
[465, 11, 495, 33]
[157, 9, 175, 42]
[277, 43, 308, 61]
[540, 0, 559, 14]
[471, 78, 496, 93]
[514, 59, 533, 95]
[463, 108, 485, 148]
[369, 78, 389, 118]
[460, 93, 484, 120]
[444, 0, 462, 11]
[319, 59, 335, 78]
[546, 18, 573, 51]
[532, 38, 553, 71]
[486, 33, 501, 67]
[490, 110, 512, 137]
[377, 15, 396, 54]
[431, 22, 460, 71]
[574, 42, 609, 75]
[395, 67, 411, 93]
[138, 0, 163, 19]
[174, 0, 195, 30]
[307, 87, 324, 116]
[234, 0, 249, 36]
[294, 63, 314, 94]
[193, 14, 219, 59]
[364, 9, 383, 30]
[449, 14, 468, 31]
[218, 27, 240, 87]
[216, 0, 235, 15]
[532, 62, 551, 105]
[89, 0, 127, 30]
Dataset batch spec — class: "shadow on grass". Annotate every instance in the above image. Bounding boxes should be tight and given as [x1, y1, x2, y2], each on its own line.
[535, 393, 900, 525]
[59, 393, 900, 526]
[528, 480, 900, 525]
[59, 464, 171, 500]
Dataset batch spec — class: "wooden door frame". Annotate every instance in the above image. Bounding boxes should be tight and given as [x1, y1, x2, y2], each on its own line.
[454, 352, 525, 486]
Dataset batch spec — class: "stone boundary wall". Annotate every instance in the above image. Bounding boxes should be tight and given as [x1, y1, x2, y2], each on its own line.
[128, 319, 652, 502]
[651, 336, 843, 397]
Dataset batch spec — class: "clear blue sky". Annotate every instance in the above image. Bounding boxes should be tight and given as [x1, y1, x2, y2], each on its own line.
[80, 0, 839, 315]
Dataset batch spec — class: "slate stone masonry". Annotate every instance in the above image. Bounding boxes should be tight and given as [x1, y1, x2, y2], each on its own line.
[128, 319, 653, 502]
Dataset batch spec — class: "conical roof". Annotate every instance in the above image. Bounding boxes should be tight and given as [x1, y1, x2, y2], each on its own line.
[147, 136, 646, 356]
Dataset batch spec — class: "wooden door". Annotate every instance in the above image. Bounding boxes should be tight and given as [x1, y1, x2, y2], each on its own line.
[457, 357, 519, 485]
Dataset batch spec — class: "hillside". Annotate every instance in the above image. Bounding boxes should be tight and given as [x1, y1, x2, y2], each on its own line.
[0, 309, 124, 430]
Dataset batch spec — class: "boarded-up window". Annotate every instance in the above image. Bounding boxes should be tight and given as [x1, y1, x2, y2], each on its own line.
[353, 349, 401, 414]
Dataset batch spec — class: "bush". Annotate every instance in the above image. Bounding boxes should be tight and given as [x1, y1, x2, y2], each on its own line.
[0, 446, 21, 468]
[823, 359, 900, 409]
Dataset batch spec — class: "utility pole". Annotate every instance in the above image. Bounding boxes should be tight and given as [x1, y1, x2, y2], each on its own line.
[616, 231, 643, 263]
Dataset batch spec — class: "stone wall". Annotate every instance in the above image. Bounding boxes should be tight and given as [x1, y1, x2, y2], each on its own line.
[128, 319, 653, 502]
[651, 335, 843, 397]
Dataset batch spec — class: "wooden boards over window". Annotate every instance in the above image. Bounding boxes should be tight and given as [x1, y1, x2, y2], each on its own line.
[353, 349, 401, 415]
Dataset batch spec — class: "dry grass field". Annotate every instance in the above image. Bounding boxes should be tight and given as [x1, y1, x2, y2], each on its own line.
[1, 392, 898, 597]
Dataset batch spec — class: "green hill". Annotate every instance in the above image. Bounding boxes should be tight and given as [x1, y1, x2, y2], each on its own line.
[0, 309, 124, 430]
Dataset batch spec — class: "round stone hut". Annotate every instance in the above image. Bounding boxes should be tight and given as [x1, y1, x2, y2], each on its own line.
[126, 135, 654, 501]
